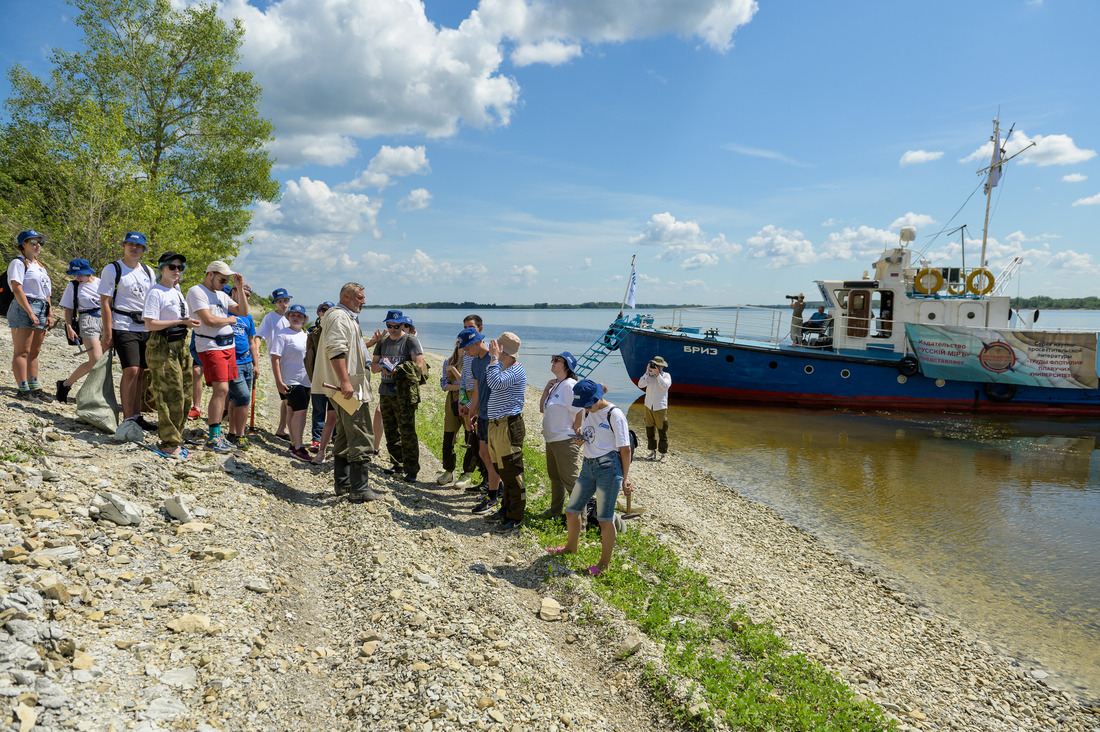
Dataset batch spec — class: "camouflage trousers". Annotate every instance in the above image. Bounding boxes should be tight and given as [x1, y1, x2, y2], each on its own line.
[380, 393, 419, 476]
[146, 332, 193, 449]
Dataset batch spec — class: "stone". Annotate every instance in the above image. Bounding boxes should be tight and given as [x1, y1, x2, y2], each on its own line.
[414, 573, 438, 588]
[139, 696, 189, 721]
[488, 709, 504, 723]
[160, 666, 198, 688]
[72, 651, 95, 670]
[477, 696, 495, 710]
[163, 495, 197, 523]
[176, 522, 214, 534]
[200, 546, 238, 561]
[167, 614, 211, 633]
[29, 508, 59, 520]
[539, 598, 562, 621]
[33, 545, 81, 566]
[91, 493, 143, 526]
[34, 677, 69, 708]
[245, 579, 272, 594]
[617, 635, 643, 658]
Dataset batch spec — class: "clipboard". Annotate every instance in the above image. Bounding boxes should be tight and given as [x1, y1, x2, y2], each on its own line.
[323, 383, 362, 415]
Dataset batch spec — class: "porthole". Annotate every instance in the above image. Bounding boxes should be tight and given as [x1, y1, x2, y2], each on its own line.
[966, 312, 976, 319]
[840, 369, 851, 378]
[725, 355, 734, 363]
[769, 361, 778, 369]
[935, 378, 946, 387]
[804, 365, 814, 375]
[897, 374, 908, 384]
[927, 312, 937, 320]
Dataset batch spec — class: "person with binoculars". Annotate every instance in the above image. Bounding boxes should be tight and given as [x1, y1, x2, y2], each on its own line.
[637, 355, 672, 460]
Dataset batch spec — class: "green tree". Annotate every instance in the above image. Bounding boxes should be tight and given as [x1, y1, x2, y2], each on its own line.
[0, 0, 278, 273]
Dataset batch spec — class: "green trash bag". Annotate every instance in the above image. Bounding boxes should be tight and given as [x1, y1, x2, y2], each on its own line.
[75, 348, 121, 434]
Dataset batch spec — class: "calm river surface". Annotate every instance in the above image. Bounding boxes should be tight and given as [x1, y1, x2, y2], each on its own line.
[367, 306, 1100, 697]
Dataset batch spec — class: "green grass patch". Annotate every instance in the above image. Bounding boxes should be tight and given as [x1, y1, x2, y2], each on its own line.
[414, 389, 894, 731]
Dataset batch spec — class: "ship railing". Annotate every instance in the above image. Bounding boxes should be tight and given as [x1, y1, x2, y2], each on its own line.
[634, 306, 789, 346]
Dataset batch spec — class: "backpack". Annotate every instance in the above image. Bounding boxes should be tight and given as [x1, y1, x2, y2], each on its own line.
[304, 321, 322, 382]
[0, 255, 26, 318]
[109, 260, 155, 322]
[65, 280, 81, 345]
[609, 406, 638, 460]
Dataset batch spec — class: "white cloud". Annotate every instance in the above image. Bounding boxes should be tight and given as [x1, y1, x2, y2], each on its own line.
[509, 264, 539, 285]
[889, 212, 937, 230]
[819, 226, 896, 261]
[722, 142, 806, 166]
[1072, 192, 1100, 206]
[344, 145, 431, 191]
[224, 0, 758, 165]
[267, 177, 383, 237]
[900, 149, 943, 166]
[962, 129, 1096, 168]
[1062, 173, 1087, 183]
[744, 225, 814, 268]
[387, 249, 490, 285]
[820, 218, 838, 227]
[399, 188, 433, 211]
[629, 212, 740, 267]
[1048, 249, 1100, 274]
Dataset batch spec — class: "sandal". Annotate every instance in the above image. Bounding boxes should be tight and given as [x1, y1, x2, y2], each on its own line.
[587, 565, 606, 576]
[545, 546, 566, 555]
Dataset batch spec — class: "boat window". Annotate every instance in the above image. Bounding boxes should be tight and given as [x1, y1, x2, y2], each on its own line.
[871, 290, 894, 338]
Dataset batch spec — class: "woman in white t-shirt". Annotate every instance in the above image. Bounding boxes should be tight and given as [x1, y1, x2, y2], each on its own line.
[7, 230, 54, 402]
[270, 304, 312, 461]
[546, 379, 634, 576]
[55, 259, 104, 403]
[538, 351, 583, 521]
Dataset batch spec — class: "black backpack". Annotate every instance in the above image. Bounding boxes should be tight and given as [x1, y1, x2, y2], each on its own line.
[609, 406, 638, 460]
[0, 255, 26, 318]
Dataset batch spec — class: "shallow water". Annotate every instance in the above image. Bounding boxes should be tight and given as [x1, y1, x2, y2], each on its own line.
[400, 306, 1100, 697]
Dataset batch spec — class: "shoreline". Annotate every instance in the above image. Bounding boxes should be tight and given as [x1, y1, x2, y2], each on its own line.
[0, 332, 1096, 730]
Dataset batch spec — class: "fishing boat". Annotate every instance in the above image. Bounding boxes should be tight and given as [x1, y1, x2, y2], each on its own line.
[582, 119, 1100, 416]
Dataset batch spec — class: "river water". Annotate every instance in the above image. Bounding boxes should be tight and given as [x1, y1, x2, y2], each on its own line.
[364, 306, 1100, 697]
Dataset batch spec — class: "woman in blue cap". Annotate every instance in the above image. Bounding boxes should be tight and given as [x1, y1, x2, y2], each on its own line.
[538, 351, 583, 521]
[7, 230, 54, 401]
[56, 258, 104, 403]
[270, 303, 313, 461]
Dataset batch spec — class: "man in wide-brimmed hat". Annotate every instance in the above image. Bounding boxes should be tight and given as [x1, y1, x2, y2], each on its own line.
[638, 355, 672, 460]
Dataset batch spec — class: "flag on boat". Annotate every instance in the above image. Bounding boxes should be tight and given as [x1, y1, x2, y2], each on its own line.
[984, 130, 1003, 194]
[626, 266, 637, 309]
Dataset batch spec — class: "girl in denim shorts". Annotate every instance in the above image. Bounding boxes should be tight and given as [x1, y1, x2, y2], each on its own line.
[7, 230, 54, 402]
[547, 379, 634, 576]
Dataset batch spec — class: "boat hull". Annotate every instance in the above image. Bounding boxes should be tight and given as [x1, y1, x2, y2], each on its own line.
[618, 326, 1100, 416]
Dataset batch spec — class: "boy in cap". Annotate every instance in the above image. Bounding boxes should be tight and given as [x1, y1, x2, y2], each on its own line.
[484, 332, 527, 531]
[547, 379, 634, 576]
[98, 231, 156, 427]
[258, 287, 292, 439]
[186, 261, 250, 452]
[371, 309, 426, 481]
[56, 258, 103, 403]
[637, 355, 672, 460]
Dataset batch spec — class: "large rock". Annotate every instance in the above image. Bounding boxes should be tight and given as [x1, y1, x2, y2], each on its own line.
[163, 495, 196, 523]
[91, 493, 143, 526]
[31, 545, 80, 567]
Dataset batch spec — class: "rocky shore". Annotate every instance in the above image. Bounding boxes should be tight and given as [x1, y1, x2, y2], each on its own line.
[1, 327, 1098, 731]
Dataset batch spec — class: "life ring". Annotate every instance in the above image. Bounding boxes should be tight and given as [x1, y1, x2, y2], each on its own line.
[897, 355, 920, 377]
[947, 284, 967, 295]
[984, 383, 1016, 402]
[914, 268, 943, 294]
[966, 269, 995, 296]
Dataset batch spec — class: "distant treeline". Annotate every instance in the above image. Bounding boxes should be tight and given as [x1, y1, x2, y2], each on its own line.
[368, 301, 699, 310]
[1009, 296, 1100, 310]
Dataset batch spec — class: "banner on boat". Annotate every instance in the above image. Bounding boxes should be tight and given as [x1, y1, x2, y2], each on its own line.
[904, 324, 1098, 389]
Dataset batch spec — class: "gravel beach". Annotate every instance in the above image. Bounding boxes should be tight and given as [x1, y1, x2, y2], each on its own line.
[1, 328, 1098, 731]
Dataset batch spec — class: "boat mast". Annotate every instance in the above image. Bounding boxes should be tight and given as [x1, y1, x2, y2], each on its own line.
[977, 118, 1001, 288]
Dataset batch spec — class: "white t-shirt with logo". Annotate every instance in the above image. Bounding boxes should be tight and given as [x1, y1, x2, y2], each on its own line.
[578, 404, 630, 459]
[98, 261, 154, 332]
[7, 257, 53, 300]
[269, 328, 310, 387]
[542, 378, 582, 442]
[143, 283, 186, 322]
[185, 284, 233, 352]
[60, 278, 102, 312]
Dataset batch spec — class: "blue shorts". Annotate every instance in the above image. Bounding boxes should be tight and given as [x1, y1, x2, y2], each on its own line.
[476, 413, 488, 441]
[227, 361, 254, 408]
[7, 298, 49, 329]
[565, 450, 623, 523]
[189, 338, 200, 369]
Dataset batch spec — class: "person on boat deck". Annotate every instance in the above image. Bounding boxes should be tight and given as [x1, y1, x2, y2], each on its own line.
[808, 306, 829, 327]
[789, 293, 806, 344]
[637, 355, 671, 461]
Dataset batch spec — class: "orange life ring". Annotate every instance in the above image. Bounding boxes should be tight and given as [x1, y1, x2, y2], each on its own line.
[914, 268, 943, 294]
[966, 269, 995, 296]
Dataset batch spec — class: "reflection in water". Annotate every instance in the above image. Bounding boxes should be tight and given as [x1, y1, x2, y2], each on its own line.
[630, 400, 1100, 696]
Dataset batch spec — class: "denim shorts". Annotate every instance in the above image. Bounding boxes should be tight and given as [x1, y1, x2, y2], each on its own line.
[227, 361, 254, 408]
[565, 450, 623, 523]
[7, 298, 49, 329]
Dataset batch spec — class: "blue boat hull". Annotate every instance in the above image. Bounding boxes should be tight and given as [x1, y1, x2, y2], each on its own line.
[618, 325, 1100, 416]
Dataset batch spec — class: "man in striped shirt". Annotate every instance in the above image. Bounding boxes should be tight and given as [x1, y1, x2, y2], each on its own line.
[484, 332, 527, 531]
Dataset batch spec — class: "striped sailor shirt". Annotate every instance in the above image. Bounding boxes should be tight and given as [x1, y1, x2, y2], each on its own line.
[485, 360, 526, 420]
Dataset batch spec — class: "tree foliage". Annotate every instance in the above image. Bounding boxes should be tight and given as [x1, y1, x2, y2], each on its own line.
[0, 0, 278, 279]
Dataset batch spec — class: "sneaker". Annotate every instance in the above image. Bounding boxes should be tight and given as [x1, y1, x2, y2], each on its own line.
[471, 496, 500, 515]
[647, 450, 656, 460]
[402, 473, 417, 483]
[135, 415, 157, 432]
[205, 435, 236, 453]
[482, 509, 506, 523]
[230, 434, 250, 450]
[496, 519, 523, 532]
[188, 406, 201, 420]
[657, 452, 667, 462]
[382, 464, 401, 475]
[290, 445, 312, 462]
[31, 389, 51, 403]
[55, 380, 71, 404]
[465, 481, 486, 495]
[435, 471, 454, 486]
[16, 390, 38, 402]
[453, 473, 474, 489]
[309, 440, 320, 453]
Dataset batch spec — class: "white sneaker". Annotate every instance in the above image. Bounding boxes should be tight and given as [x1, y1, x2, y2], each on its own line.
[435, 471, 454, 485]
[647, 450, 656, 460]
[454, 473, 474, 489]
[657, 452, 667, 462]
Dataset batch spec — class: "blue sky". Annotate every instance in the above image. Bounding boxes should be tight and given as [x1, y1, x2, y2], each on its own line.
[2, 0, 1098, 306]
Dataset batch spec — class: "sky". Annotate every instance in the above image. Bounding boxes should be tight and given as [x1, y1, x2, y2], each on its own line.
[1, 0, 1098, 307]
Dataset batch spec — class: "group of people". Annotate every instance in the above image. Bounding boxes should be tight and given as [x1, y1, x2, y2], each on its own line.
[789, 293, 831, 345]
[6, 225, 676, 574]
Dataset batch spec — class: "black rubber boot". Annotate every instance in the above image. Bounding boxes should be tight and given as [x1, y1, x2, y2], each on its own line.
[645, 426, 657, 451]
[348, 461, 382, 502]
[657, 422, 669, 454]
[333, 455, 352, 497]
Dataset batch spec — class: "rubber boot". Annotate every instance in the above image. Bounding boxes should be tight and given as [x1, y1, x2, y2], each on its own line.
[645, 425, 657, 451]
[657, 422, 669, 455]
[333, 455, 352, 497]
[348, 461, 382, 502]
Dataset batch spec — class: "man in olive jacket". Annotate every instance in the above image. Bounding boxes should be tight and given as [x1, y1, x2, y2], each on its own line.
[312, 282, 383, 501]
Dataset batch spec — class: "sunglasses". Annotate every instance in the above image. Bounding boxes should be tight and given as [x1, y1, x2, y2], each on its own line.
[386, 323, 401, 330]
[165, 263, 186, 271]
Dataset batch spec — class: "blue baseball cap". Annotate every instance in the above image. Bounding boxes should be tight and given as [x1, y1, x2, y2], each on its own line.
[66, 258, 95, 277]
[553, 351, 578, 372]
[571, 379, 605, 408]
[222, 285, 233, 295]
[317, 301, 335, 312]
[271, 288, 291, 302]
[122, 231, 147, 248]
[16, 230, 43, 248]
[288, 304, 307, 316]
[457, 326, 484, 349]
